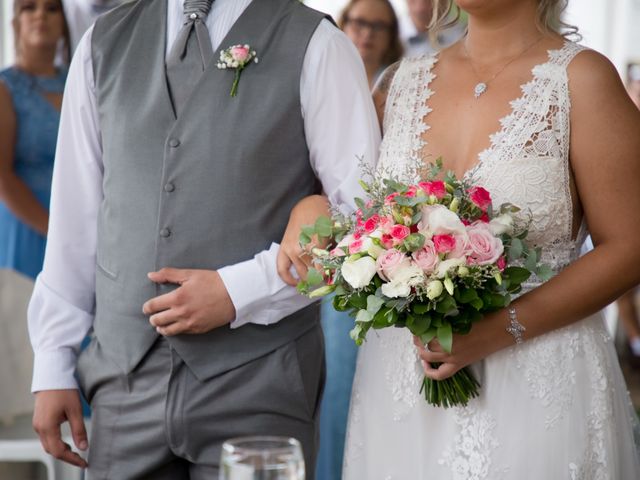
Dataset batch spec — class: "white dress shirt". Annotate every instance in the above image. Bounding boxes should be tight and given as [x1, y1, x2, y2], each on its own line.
[28, 0, 381, 392]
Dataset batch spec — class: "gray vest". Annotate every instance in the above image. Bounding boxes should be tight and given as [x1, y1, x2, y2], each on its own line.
[91, 0, 327, 380]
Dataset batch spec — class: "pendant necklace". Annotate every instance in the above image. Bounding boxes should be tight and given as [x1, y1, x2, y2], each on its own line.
[463, 35, 544, 99]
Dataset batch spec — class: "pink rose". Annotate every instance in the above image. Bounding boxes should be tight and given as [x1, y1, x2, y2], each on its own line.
[390, 224, 410, 241]
[405, 186, 418, 198]
[381, 234, 394, 249]
[497, 256, 506, 271]
[349, 239, 363, 253]
[376, 248, 410, 281]
[468, 186, 492, 211]
[466, 222, 504, 265]
[364, 215, 380, 234]
[418, 180, 446, 199]
[433, 234, 456, 254]
[379, 216, 394, 234]
[330, 247, 346, 257]
[412, 241, 439, 274]
[385, 192, 399, 205]
[448, 233, 470, 259]
[230, 45, 250, 62]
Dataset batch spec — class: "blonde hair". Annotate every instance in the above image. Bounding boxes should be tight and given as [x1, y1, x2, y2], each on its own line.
[427, 0, 580, 46]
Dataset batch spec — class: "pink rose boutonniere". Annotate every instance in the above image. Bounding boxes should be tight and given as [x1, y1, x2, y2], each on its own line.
[216, 44, 259, 97]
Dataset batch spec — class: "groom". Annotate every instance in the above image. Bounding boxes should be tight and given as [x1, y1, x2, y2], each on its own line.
[28, 0, 380, 477]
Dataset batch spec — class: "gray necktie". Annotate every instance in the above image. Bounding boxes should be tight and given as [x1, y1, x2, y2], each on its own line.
[166, 0, 214, 116]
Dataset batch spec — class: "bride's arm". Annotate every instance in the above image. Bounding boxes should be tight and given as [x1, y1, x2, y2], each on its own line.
[416, 50, 640, 380]
[276, 63, 401, 285]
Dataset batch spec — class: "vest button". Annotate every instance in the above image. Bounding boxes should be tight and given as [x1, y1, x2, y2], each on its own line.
[164, 183, 175, 192]
[168, 138, 180, 148]
[160, 228, 171, 238]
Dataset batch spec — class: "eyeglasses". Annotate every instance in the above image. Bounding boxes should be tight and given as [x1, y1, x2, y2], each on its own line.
[344, 17, 392, 35]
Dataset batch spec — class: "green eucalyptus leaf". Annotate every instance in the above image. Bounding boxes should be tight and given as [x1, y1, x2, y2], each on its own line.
[536, 264, 555, 281]
[355, 309, 374, 323]
[306, 268, 324, 286]
[314, 216, 333, 238]
[367, 295, 385, 315]
[508, 238, 524, 261]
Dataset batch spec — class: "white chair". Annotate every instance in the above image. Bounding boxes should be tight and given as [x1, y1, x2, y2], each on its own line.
[0, 269, 87, 480]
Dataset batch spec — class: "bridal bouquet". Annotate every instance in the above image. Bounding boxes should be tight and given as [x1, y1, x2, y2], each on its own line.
[297, 160, 551, 408]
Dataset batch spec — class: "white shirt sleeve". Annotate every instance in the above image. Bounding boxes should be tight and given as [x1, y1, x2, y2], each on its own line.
[220, 19, 381, 328]
[28, 26, 102, 392]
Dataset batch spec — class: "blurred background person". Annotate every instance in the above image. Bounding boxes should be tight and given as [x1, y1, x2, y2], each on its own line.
[339, 0, 403, 88]
[627, 62, 640, 108]
[0, 1, 69, 477]
[618, 289, 640, 366]
[0, 0, 70, 280]
[618, 62, 640, 366]
[400, 0, 464, 57]
[316, 3, 401, 479]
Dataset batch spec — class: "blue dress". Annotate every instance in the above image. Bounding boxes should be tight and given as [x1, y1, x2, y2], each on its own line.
[316, 298, 358, 480]
[0, 67, 66, 279]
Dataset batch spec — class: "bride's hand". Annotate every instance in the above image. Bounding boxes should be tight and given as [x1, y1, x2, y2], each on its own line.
[277, 194, 330, 286]
[412, 311, 513, 380]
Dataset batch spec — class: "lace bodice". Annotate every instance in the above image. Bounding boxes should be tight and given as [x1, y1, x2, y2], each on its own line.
[378, 41, 588, 282]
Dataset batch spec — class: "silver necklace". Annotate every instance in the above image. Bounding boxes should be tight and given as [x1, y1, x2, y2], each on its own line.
[463, 36, 544, 99]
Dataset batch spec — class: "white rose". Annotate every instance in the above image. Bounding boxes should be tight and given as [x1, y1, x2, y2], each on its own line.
[426, 280, 444, 300]
[489, 214, 514, 236]
[361, 236, 385, 259]
[381, 281, 411, 298]
[380, 263, 424, 298]
[419, 204, 466, 237]
[436, 257, 466, 278]
[341, 256, 377, 289]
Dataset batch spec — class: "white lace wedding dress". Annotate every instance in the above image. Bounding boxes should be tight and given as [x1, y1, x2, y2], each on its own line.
[343, 41, 640, 480]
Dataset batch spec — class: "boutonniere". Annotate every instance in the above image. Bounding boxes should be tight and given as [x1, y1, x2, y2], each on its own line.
[216, 44, 259, 97]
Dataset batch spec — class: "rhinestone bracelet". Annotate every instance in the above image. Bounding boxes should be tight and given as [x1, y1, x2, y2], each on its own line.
[506, 307, 526, 344]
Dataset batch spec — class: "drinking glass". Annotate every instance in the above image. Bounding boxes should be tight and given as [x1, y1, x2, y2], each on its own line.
[219, 436, 305, 480]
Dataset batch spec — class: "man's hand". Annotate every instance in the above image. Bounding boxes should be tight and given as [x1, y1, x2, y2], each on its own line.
[33, 389, 88, 468]
[277, 194, 331, 286]
[143, 268, 236, 335]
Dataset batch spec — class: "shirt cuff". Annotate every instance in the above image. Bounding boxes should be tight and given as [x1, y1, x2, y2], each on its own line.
[218, 243, 311, 329]
[32, 348, 79, 392]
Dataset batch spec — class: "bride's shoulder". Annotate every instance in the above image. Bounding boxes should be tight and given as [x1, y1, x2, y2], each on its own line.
[565, 44, 626, 105]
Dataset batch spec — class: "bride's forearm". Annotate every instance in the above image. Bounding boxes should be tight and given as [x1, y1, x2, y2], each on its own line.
[510, 241, 640, 341]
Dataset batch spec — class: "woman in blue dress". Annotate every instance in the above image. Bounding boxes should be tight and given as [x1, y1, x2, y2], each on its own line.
[0, 0, 71, 280]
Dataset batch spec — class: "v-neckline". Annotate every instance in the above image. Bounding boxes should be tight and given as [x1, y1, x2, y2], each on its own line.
[417, 40, 570, 181]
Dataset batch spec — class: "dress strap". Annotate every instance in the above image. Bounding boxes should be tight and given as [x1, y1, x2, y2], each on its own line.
[548, 41, 588, 69]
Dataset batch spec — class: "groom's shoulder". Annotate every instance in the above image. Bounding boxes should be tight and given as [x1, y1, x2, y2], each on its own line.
[288, 0, 337, 29]
[96, 0, 143, 25]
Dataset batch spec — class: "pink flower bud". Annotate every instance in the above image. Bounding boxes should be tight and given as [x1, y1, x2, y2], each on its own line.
[230, 46, 250, 63]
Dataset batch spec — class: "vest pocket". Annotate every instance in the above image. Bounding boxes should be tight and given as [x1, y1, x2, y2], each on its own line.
[96, 260, 118, 281]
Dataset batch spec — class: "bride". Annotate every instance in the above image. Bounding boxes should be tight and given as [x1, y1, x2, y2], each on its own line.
[278, 0, 640, 477]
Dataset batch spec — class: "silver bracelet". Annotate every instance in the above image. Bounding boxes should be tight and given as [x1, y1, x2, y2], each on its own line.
[506, 307, 526, 344]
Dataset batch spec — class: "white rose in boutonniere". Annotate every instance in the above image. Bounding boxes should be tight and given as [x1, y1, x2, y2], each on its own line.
[216, 44, 259, 97]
